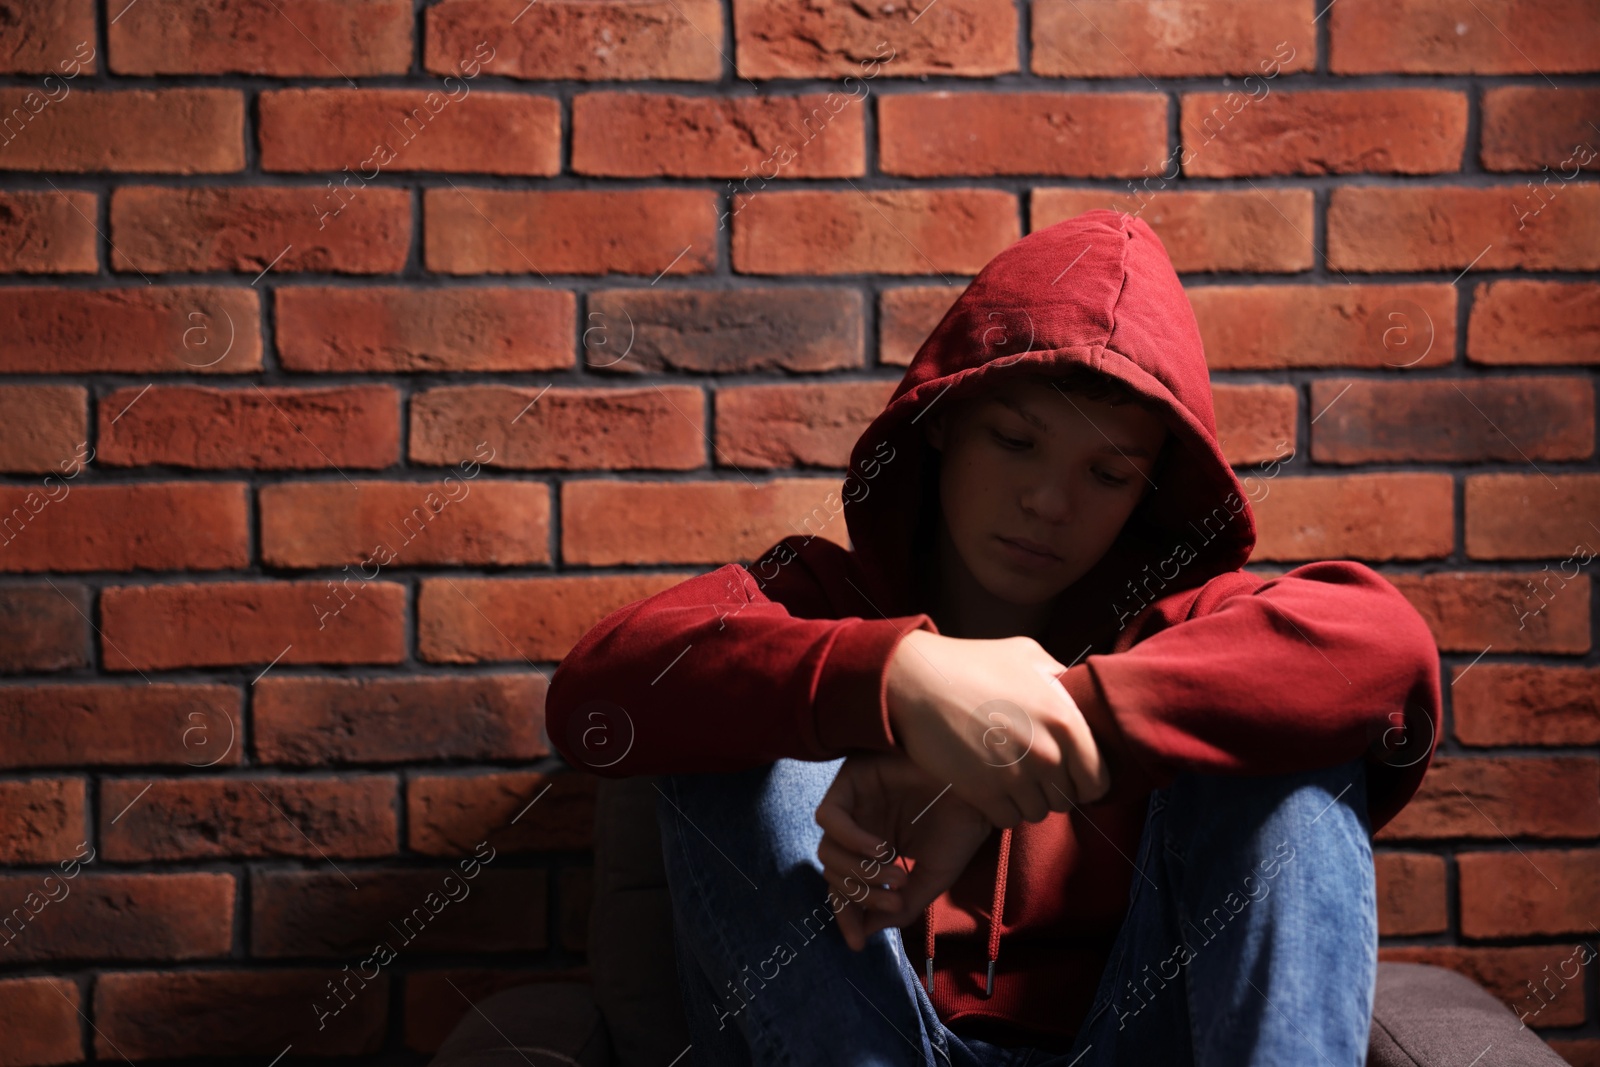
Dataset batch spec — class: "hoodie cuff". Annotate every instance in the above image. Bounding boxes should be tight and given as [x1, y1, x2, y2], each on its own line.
[815, 615, 938, 755]
[1059, 660, 1161, 806]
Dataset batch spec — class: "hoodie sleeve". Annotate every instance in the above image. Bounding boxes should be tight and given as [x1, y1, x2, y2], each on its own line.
[1056, 560, 1442, 833]
[544, 535, 940, 778]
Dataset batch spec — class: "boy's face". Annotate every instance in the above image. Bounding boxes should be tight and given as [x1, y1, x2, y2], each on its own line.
[923, 377, 1168, 608]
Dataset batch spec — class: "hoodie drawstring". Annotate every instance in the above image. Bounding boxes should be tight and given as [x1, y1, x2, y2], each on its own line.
[924, 825, 1012, 999]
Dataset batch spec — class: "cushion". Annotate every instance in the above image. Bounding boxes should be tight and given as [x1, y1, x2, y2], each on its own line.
[1367, 962, 1568, 1066]
[428, 982, 611, 1067]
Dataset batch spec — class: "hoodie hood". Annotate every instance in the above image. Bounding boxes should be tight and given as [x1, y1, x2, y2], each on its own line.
[838, 209, 1257, 997]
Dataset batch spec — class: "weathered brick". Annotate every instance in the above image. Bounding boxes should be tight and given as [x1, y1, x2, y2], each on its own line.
[1465, 474, 1600, 559]
[409, 386, 704, 471]
[585, 287, 863, 374]
[733, 189, 1019, 275]
[97, 385, 400, 470]
[0, 483, 249, 573]
[276, 286, 575, 374]
[1481, 87, 1600, 173]
[1328, 186, 1600, 272]
[1390, 572, 1590, 655]
[100, 581, 407, 671]
[416, 573, 686, 664]
[1330, 0, 1600, 74]
[0, 0, 95, 74]
[1377, 756, 1600, 841]
[110, 186, 410, 273]
[1181, 90, 1467, 177]
[716, 381, 898, 468]
[426, 0, 722, 81]
[0, 583, 90, 673]
[0, 872, 233, 962]
[735, 0, 1013, 78]
[1459, 850, 1600, 938]
[561, 478, 850, 565]
[0, 189, 96, 272]
[1190, 284, 1456, 370]
[880, 285, 962, 366]
[0, 89, 242, 172]
[1249, 474, 1454, 562]
[100, 775, 398, 861]
[0, 684, 242, 768]
[0, 286, 262, 373]
[260, 89, 560, 175]
[1379, 946, 1588, 1028]
[407, 770, 597, 854]
[0, 777, 84, 864]
[1468, 280, 1600, 366]
[0, 385, 86, 473]
[1454, 666, 1600, 745]
[259, 479, 550, 568]
[109, 0, 412, 75]
[1213, 384, 1297, 467]
[879, 92, 1166, 178]
[1032, 0, 1312, 78]
[254, 674, 548, 765]
[1375, 852, 1448, 936]
[0, 976, 81, 1067]
[424, 188, 717, 276]
[1031, 189, 1314, 273]
[572, 92, 864, 178]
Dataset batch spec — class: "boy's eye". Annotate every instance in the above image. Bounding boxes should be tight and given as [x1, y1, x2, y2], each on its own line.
[990, 429, 1030, 450]
[1094, 468, 1133, 488]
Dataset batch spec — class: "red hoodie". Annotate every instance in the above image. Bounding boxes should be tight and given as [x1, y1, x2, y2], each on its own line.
[545, 209, 1443, 1054]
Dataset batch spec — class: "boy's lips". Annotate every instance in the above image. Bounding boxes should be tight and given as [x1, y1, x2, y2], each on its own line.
[996, 534, 1061, 561]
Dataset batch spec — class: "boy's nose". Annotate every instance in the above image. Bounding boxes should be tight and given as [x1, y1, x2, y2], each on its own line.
[1020, 479, 1074, 524]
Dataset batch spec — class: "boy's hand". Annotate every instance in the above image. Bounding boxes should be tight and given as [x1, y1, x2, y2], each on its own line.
[886, 631, 1110, 829]
[814, 751, 993, 953]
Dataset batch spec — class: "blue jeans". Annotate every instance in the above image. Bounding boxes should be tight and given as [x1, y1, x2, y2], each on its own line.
[654, 756, 1377, 1066]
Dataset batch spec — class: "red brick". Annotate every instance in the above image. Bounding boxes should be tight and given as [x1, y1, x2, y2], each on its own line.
[0, 88, 242, 172]
[1379, 946, 1588, 1027]
[0, 1, 95, 74]
[1249, 474, 1454, 562]
[1459, 850, 1600, 938]
[1190, 284, 1456, 370]
[110, 185, 410, 274]
[0, 975, 81, 1067]
[1455, 666, 1600, 745]
[409, 386, 705, 470]
[1330, 0, 1600, 74]
[1182, 90, 1467, 177]
[254, 674, 548, 765]
[100, 580, 406, 671]
[0, 189, 96, 272]
[0, 683, 242, 768]
[716, 381, 898, 468]
[561, 478, 850, 566]
[572, 92, 864, 178]
[416, 573, 686, 664]
[1310, 377, 1592, 463]
[735, 0, 1013, 78]
[1032, 189, 1314, 273]
[1482, 87, 1600, 173]
[1032, 0, 1312, 78]
[0, 584, 90, 673]
[0, 482, 249, 573]
[1377, 756, 1600, 841]
[423, 187, 717, 275]
[109, 0, 410, 74]
[0, 777, 83, 864]
[1375, 852, 1448, 936]
[426, 0, 722, 81]
[1469, 280, 1600, 366]
[407, 770, 597, 854]
[0, 872, 233, 962]
[1465, 474, 1600, 559]
[879, 92, 1166, 178]
[0, 286, 262, 373]
[259, 479, 550, 568]
[1328, 186, 1600, 272]
[585, 287, 864, 373]
[1552, 1040, 1600, 1066]
[880, 285, 962, 366]
[94, 969, 386, 1058]
[404, 969, 582, 1052]
[1213, 385, 1298, 467]
[1390, 572, 1590, 655]
[275, 286, 576, 373]
[97, 384, 399, 470]
[260, 89, 559, 175]
[734, 189, 1018, 275]
[100, 775, 398, 861]
[0, 385, 85, 473]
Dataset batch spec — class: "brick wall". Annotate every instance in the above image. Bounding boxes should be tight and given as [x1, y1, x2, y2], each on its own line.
[0, 0, 1596, 1062]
